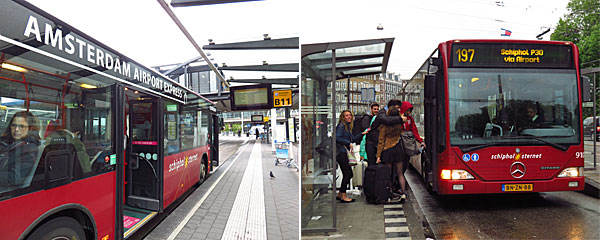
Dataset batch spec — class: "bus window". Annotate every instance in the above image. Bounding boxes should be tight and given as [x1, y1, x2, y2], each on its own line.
[448, 68, 580, 144]
[180, 106, 197, 151]
[199, 111, 209, 147]
[165, 101, 180, 154]
[0, 48, 115, 199]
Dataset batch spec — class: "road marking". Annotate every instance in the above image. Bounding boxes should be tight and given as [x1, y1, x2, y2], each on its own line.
[222, 142, 267, 240]
[385, 226, 410, 232]
[167, 143, 249, 240]
[385, 218, 407, 223]
[384, 210, 405, 215]
[383, 201, 410, 240]
[384, 205, 403, 209]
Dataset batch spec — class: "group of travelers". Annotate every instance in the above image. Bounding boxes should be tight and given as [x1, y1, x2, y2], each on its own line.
[335, 99, 424, 204]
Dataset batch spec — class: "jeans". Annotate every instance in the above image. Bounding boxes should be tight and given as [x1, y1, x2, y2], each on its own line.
[336, 151, 353, 193]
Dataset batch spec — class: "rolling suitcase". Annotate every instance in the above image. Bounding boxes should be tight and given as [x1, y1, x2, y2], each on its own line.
[363, 164, 391, 204]
[352, 160, 368, 188]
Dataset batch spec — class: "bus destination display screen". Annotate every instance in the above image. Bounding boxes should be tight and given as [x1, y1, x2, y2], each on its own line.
[450, 43, 574, 68]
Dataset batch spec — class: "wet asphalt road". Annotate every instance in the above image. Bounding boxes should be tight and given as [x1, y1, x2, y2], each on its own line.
[406, 167, 600, 240]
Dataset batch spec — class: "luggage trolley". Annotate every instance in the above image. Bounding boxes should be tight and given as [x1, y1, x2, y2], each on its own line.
[274, 140, 298, 170]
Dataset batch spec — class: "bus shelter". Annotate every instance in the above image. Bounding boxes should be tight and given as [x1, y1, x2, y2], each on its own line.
[301, 38, 393, 233]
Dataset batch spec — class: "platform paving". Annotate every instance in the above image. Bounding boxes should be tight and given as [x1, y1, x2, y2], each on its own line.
[144, 140, 299, 240]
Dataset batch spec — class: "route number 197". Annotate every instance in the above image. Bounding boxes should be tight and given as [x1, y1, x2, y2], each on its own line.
[456, 48, 475, 63]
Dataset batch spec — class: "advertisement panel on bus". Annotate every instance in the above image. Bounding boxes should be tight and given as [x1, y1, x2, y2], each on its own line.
[163, 146, 209, 208]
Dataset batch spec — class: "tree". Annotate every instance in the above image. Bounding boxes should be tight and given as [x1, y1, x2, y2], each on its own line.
[551, 0, 600, 117]
[551, 0, 600, 68]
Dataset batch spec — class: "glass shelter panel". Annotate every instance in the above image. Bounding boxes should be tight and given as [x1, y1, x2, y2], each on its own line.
[301, 50, 336, 232]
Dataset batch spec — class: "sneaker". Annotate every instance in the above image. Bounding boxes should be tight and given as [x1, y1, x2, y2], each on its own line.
[390, 192, 401, 200]
[400, 194, 407, 202]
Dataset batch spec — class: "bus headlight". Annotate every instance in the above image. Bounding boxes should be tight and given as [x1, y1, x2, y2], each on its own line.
[557, 167, 583, 177]
[441, 169, 475, 180]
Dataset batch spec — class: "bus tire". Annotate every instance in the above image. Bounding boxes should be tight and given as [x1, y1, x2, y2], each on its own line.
[199, 156, 207, 183]
[27, 216, 86, 240]
[422, 157, 433, 193]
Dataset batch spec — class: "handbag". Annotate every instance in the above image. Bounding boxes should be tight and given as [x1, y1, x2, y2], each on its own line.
[345, 146, 358, 166]
[401, 131, 421, 156]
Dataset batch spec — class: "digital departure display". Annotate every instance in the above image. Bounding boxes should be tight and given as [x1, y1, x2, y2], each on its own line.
[450, 43, 574, 68]
[230, 84, 273, 111]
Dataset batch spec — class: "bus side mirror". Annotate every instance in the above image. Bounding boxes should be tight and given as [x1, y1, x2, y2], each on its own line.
[425, 74, 436, 99]
[582, 76, 592, 102]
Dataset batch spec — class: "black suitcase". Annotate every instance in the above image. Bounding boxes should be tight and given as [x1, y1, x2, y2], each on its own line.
[363, 164, 391, 204]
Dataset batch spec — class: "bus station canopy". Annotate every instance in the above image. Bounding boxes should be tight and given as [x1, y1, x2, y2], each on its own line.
[302, 38, 394, 80]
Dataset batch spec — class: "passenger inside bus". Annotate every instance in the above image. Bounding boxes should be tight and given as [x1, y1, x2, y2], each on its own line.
[0, 111, 41, 186]
[44, 124, 91, 174]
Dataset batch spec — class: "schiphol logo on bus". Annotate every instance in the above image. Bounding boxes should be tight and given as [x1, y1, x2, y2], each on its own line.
[168, 153, 199, 173]
[490, 148, 543, 161]
[20, 15, 185, 100]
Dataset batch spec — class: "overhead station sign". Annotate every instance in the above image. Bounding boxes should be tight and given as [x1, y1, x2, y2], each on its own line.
[450, 43, 574, 69]
[273, 89, 292, 108]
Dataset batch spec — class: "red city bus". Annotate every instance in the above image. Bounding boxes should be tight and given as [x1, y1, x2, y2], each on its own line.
[411, 39, 585, 195]
[0, 1, 219, 239]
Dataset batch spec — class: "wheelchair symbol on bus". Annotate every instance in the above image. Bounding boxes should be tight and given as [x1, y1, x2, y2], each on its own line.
[462, 153, 470, 162]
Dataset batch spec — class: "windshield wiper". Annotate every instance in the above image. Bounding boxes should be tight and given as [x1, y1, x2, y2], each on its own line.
[503, 135, 569, 151]
[461, 142, 506, 153]
[461, 143, 493, 153]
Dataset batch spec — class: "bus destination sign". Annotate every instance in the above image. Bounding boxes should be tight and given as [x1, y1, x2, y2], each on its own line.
[450, 43, 573, 68]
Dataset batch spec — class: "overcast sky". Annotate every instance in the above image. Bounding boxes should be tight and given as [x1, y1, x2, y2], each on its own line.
[300, 0, 570, 78]
[26, 0, 300, 81]
[27, 0, 569, 79]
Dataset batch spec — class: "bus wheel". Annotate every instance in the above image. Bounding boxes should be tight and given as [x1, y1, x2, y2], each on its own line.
[199, 158, 207, 183]
[422, 158, 433, 193]
[28, 217, 86, 240]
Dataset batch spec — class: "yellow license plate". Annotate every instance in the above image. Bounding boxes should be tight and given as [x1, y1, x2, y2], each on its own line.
[502, 184, 533, 192]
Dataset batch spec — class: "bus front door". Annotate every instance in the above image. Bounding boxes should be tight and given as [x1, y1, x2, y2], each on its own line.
[127, 99, 161, 211]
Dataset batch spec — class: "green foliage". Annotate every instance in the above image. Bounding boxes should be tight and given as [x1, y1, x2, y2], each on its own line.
[223, 124, 242, 133]
[551, 0, 600, 68]
[552, 0, 600, 117]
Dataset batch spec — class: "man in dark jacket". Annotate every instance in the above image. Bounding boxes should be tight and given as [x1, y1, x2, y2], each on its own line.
[353, 103, 380, 136]
[365, 99, 406, 166]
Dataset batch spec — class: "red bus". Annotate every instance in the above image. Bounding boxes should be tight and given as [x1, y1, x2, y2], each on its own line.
[411, 39, 585, 195]
[0, 1, 219, 239]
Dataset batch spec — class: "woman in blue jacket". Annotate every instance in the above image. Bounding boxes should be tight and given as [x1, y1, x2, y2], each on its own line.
[336, 110, 368, 203]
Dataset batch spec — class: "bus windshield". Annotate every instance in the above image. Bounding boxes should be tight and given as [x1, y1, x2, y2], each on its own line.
[448, 68, 580, 147]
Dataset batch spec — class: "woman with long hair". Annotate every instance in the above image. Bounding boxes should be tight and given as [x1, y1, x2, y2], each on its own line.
[376, 105, 408, 201]
[335, 110, 368, 203]
[0, 111, 41, 185]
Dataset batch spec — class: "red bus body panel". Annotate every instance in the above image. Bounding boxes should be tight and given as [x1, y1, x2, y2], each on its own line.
[0, 172, 116, 240]
[435, 146, 585, 194]
[163, 146, 209, 209]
